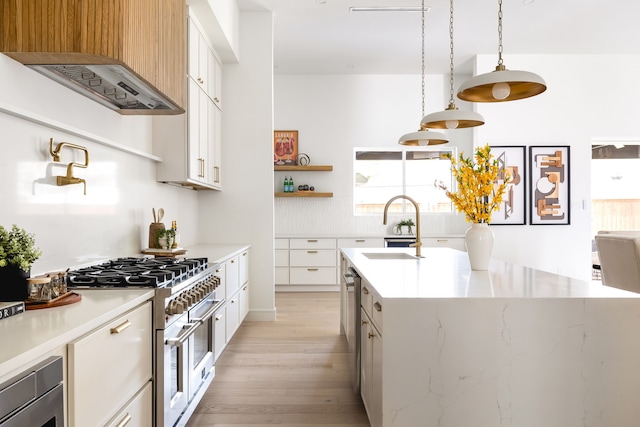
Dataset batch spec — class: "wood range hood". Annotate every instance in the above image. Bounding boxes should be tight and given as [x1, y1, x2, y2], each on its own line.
[0, 0, 186, 115]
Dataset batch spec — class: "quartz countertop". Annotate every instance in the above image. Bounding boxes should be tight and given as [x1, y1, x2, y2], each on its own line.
[183, 243, 250, 264]
[341, 247, 640, 299]
[0, 288, 154, 379]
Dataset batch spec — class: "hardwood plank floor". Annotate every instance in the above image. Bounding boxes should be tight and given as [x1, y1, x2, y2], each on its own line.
[186, 292, 370, 427]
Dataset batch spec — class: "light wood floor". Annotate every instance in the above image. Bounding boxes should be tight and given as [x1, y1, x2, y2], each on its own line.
[186, 292, 370, 427]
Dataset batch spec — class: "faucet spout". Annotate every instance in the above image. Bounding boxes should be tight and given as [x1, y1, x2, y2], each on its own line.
[383, 195, 423, 258]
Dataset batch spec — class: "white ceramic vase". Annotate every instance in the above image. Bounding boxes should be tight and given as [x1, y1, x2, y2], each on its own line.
[465, 222, 494, 270]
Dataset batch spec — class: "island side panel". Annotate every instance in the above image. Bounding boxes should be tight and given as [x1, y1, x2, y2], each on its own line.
[383, 298, 640, 427]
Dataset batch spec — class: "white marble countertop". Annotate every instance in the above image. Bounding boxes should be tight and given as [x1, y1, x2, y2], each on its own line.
[184, 243, 250, 264]
[0, 288, 154, 379]
[341, 247, 640, 299]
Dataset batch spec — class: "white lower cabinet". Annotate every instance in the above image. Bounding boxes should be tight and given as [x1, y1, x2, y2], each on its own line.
[275, 238, 290, 285]
[105, 382, 153, 427]
[214, 304, 226, 360]
[68, 302, 152, 427]
[423, 237, 466, 251]
[239, 283, 249, 322]
[360, 307, 382, 427]
[225, 289, 240, 339]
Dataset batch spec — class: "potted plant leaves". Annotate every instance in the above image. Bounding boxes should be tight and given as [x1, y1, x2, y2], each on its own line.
[395, 218, 415, 235]
[0, 224, 43, 301]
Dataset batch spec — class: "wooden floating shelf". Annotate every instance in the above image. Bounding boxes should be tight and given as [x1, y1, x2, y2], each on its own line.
[275, 192, 333, 198]
[274, 165, 333, 171]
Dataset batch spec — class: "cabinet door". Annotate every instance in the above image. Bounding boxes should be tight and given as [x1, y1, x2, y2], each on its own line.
[105, 381, 153, 427]
[69, 302, 152, 427]
[225, 291, 240, 340]
[239, 250, 249, 286]
[214, 263, 226, 300]
[212, 103, 222, 188]
[226, 256, 240, 295]
[360, 308, 373, 420]
[209, 51, 222, 108]
[187, 79, 202, 182]
[187, 17, 200, 81]
[239, 284, 249, 323]
[214, 305, 226, 360]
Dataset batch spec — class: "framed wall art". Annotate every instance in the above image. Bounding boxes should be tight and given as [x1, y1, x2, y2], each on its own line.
[274, 130, 298, 165]
[529, 146, 570, 225]
[490, 145, 526, 225]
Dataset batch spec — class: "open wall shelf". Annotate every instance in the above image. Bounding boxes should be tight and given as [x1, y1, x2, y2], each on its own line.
[274, 165, 333, 172]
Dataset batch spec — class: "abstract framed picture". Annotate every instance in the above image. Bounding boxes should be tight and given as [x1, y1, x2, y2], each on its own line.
[490, 146, 526, 225]
[274, 130, 298, 165]
[529, 146, 570, 225]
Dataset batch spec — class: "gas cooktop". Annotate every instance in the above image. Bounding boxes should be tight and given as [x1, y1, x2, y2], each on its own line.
[66, 257, 208, 288]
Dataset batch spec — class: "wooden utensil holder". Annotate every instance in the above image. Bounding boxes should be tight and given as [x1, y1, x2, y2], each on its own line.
[149, 222, 165, 248]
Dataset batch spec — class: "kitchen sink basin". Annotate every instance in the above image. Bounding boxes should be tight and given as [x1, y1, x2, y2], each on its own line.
[362, 252, 417, 260]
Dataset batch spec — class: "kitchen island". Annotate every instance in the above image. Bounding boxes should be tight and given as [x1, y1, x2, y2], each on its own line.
[341, 247, 640, 427]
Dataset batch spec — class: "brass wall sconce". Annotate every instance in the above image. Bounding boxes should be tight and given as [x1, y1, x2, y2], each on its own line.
[49, 138, 89, 195]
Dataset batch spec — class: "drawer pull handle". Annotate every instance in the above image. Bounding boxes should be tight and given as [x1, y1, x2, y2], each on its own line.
[308, 268, 319, 271]
[115, 413, 132, 427]
[362, 287, 369, 294]
[374, 302, 382, 312]
[368, 332, 376, 339]
[243, 252, 248, 256]
[110, 320, 131, 334]
[307, 239, 318, 242]
[307, 250, 318, 254]
[231, 298, 237, 303]
[361, 319, 368, 325]
[355, 239, 365, 242]
[231, 260, 236, 263]
[437, 239, 448, 242]
[215, 315, 223, 321]
[243, 286, 247, 290]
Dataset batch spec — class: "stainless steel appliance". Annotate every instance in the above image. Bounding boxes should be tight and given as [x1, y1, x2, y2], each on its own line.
[0, 356, 64, 427]
[343, 266, 361, 393]
[67, 256, 223, 427]
[384, 237, 417, 247]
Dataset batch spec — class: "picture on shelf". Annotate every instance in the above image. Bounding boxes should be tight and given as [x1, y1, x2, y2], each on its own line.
[274, 130, 298, 165]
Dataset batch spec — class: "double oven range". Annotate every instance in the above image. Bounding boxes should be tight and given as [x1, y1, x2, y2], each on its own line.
[67, 256, 224, 427]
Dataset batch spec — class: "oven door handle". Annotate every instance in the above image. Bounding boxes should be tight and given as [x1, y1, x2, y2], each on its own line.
[165, 322, 199, 347]
[191, 299, 224, 324]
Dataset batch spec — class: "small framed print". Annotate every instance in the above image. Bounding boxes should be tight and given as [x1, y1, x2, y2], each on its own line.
[274, 130, 298, 165]
[529, 146, 570, 225]
[491, 145, 526, 225]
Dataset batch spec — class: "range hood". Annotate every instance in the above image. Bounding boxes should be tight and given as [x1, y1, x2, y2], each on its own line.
[0, 0, 186, 115]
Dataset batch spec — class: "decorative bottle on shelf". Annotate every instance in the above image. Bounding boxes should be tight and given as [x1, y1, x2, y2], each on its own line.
[171, 220, 180, 248]
[283, 176, 289, 193]
[289, 176, 294, 192]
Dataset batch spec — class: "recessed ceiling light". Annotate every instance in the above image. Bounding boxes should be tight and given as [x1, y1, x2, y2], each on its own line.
[349, 6, 431, 12]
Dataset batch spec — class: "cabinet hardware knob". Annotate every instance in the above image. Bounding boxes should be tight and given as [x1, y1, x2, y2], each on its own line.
[362, 320, 368, 325]
[232, 299, 237, 303]
[362, 287, 369, 294]
[368, 332, 375, 339]
[110, 320, 132, 334]
[374, 302, 382, 312]
[215, 315, 223, 321]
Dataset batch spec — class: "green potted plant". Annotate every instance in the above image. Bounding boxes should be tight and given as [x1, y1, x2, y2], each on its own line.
[395, 218, 415, 235]
[0, 224, 43, 301]
[156, 228, 176, 250]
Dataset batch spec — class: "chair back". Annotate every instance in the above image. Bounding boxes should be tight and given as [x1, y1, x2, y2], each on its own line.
[595, 231, 640, 293]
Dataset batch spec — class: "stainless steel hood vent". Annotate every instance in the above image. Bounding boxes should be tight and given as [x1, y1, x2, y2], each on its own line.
[30, 64, 180, 112]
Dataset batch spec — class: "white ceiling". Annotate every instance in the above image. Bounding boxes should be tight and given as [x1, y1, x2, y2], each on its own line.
[236, 0, 640, 75]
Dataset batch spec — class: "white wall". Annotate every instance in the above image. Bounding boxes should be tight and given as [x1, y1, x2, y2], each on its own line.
[0, 55, 199, 274]
[274, 54, 640, 281]
[198, 11, 276, 321]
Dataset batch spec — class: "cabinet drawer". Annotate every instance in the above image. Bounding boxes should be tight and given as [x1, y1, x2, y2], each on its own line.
[105, 381, 152, 427]
[290, 249, 336, 267]
[226, 292, 240, 340]
[337, 238, 384, 248]
[423, 237, 466, 251]
[290, 267, 337, 285]
[214, 305, 226, 360]
[69, 302, 152, 427]
[226, 256, 240, 294]
[275, 239, 289, 249]
[213, 262, 226, 300]
[361, 280, 373, 315]
[275, 267, 289, 285]
[275, 249, 289, 267]
[290, 238, 336, 250]
[371, 293, 383, 333]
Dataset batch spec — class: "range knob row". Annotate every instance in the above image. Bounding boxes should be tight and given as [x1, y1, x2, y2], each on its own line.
[165, 275, 220, 315]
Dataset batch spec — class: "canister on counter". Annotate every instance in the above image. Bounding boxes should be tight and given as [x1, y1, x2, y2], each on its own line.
[27, 276, 52, 301]
[47, 271, 68, 298]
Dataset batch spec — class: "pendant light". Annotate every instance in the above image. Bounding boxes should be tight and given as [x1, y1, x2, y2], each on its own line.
[398, 0, 448, 146]
[421, 0, 484, 129]
[456, 0, 546, 103]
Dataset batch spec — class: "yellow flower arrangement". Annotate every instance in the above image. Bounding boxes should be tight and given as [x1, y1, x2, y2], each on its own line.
[438, 144, 509, 224]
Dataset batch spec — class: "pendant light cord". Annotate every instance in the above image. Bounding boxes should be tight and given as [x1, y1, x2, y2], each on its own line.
[448, 0, 455, 105]
[420, 0, 426, 118]
[497, 0, 504, 66]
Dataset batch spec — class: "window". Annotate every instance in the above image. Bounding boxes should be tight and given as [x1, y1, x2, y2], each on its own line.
[354, 147, 456, 215]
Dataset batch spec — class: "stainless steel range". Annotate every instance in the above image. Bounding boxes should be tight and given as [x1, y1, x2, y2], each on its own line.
[67, 256, 224, 427]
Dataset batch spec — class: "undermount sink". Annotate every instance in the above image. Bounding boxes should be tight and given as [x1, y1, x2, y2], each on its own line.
[362, 252, 417, 260]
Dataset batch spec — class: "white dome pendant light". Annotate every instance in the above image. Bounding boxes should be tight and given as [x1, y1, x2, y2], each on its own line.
[421, 0, 484, 129]
[398, 0, 448, 146]
[456, 0, 546, 103]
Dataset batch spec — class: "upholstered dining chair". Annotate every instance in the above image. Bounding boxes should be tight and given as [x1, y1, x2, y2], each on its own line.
[595, 231, 640, 293]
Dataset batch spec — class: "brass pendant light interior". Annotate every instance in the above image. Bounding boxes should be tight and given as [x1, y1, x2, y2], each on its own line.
[456, 0, 546, 103]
